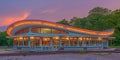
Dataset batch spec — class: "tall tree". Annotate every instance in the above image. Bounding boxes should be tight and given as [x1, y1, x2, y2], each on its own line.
[57, 19, 69, 25]
[89, 7, 111, 15]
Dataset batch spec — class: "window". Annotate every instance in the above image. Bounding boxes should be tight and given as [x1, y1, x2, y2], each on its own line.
[41, 28, 52, 34]
[32, 27, 68, 34]
[15, 28, 29, 35]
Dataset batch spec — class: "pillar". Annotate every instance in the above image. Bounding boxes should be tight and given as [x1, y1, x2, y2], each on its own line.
[17, 39, 20, 47]
[101, 40, 104, 49]
[68, 36, 71, 47]
[77, 37, 79, 47]
[106, 40, 108, 48]
[82, 37, 84, 47]
[28, 37, 30, 48]
[59, 36, 62, 47]
[22, 40, 24, 47]
[40, 37, 43, 51]
[88, 39, 90, 47]
[50, 37, 53, 48]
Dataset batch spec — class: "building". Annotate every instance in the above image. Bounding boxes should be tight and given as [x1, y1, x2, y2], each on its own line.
[7, 20, 114, 51]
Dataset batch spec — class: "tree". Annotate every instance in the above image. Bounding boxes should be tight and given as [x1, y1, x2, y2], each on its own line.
[69, 17, 82, 28]
[0, 32, 13, 46]
[89, 7, 111, 15]
[57, 19, 70, 25]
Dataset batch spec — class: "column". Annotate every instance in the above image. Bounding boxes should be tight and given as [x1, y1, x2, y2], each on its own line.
[68, 36, 71, 47]
[82, 37, 84, 47]
[77, 37, 79, 47]
[101, 40, 104, 49]
[22, 40, 24, 47]
[106, 40, 108, 48]
[60, 36, 62, 48]
[28, 37, 30, 48]
[18, 40, 20, 47]
[88, 39, 90, 47]
[40, 37, 43, 51]
[50, 37, 53, 48]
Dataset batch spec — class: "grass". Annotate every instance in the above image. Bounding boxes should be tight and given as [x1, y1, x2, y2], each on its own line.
[80, 50, 86, 54]
[109, 46, 120, 48]
[0, 47, 12, 51]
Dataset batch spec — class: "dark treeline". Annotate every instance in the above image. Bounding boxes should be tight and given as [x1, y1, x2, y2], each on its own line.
[57, 7, 120, 46]
[0, 7, 120, 46]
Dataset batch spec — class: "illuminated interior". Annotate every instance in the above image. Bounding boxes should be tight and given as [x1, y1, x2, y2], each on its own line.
[7, 20, 114, 51]
[7, 20, 114, 36]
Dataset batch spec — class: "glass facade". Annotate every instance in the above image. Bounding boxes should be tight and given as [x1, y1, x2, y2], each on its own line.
[15, 28, 29, 35]
[13, 36, 105, 49]
[32, 27, 68, 34]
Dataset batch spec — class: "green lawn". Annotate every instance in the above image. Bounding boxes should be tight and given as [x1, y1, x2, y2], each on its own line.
[109, 46, 120, 48]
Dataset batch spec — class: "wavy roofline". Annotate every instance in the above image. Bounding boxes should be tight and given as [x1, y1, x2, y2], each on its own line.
[6, 19, 114, 36]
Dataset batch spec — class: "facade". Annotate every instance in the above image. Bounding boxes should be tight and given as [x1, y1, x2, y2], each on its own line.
[7, 20, 114, 51]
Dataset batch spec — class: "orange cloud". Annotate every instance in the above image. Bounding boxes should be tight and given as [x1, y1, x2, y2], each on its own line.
[0, 12, 30, 26]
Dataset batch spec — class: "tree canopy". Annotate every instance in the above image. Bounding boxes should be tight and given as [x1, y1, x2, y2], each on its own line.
[58, 7, 120, 46]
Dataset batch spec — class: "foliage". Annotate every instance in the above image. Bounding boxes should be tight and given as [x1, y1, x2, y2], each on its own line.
[80, 50, 86, 54]
[0, 31, 13, 46]
[58, 7, 120, 46]
[57, 19, 70, 25]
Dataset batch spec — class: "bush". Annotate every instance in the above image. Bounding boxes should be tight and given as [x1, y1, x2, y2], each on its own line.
[80, 50, 86, 54]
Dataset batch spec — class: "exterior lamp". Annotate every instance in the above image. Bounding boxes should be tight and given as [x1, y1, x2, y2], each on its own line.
[53, 36, 59, 40]
[44, 38, 48, 41]
[19, 37, 23, 40]
[78, 37, 82, 41]
[98, 37, 102, 40]
[30, 36, 34, 40]
[65, 37, 69, 40]
[86, 37, 89, 40]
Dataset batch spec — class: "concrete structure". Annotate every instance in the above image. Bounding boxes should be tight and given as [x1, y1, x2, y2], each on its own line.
[6, 20, 114, 51]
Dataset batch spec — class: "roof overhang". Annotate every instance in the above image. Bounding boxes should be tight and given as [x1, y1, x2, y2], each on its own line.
[6, 20, 114, 36]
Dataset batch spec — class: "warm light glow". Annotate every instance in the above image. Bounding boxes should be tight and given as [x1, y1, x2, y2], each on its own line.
[19, 37, 23, 40]
[86, 37, 89, 40]
[43, 37, 50, 41]
[65, 37, 69, 40]
[30, 36, 34, 40]
[53, 36, 59, 40]
[24, 37, 28, 40]
[98, 37, 102, 40]
[78, 37, 82, 41]
[70, 37, 74, 40]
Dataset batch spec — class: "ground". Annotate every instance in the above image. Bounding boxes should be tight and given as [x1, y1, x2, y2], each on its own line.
[0, 53, 120, 60]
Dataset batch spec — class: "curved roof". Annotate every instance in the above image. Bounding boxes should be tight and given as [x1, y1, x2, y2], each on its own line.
[7, 19, 114, 36]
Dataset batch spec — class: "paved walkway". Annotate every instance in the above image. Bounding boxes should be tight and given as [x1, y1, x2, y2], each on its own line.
[0, 53, 119, 60]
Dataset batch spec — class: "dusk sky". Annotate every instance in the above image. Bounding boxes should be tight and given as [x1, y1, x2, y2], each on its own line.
[0, 0, 120, 26]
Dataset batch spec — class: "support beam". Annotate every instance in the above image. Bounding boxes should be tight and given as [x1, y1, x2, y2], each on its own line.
[77, 37, 79, 47]
[28, 37, 30, 48]
[18, 40, 20, 47]
[68, 36, 71, 47]
[82, 38, 84, 47]
[59, 36, 62, 47]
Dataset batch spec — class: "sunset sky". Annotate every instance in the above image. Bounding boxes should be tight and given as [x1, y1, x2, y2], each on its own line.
[0, 0, 120, 26]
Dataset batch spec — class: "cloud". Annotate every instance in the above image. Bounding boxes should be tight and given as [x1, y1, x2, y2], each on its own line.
[0, 11, 30, 26]
[41, 8, 57, 14]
